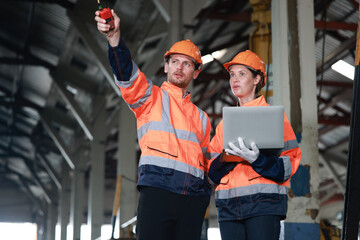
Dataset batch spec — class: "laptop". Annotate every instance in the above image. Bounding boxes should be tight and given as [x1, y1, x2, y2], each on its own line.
[222, 106, 284, 150]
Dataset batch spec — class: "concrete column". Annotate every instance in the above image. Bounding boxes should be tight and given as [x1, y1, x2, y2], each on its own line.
[284, 0, 320, 239]
[117, 101, 138, 235]
[87, 112, 106, 240]
[39, 213, 46, 240]
[46, 203, 58, 240]
[69, 144, 88, 240]
[271, 0, 291, 112]
[59, 163, 71, 240]
[272, 0, 320, 239]
[70, 169, 85, 240]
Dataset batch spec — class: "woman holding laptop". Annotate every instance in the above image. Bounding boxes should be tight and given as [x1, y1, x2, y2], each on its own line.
[207, 50, 302, 240]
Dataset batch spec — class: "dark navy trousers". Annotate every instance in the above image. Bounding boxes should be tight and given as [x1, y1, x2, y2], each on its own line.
[219, 215, 281, 240]
[136, 186, 210, 240]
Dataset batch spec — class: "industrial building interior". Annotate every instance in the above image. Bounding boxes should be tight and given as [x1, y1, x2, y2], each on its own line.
[0, 0, 358, 239]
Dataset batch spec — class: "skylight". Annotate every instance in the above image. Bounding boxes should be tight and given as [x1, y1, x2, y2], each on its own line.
[331, 60, 355, 80]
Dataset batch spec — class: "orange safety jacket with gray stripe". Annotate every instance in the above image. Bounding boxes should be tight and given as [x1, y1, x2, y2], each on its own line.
[108, 39, 212, 196]
[207, 95, 302, 221]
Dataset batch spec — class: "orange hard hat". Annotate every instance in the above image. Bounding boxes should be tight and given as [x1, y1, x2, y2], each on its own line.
[223, 50, 267, 86]
[164, 39, 203, 71]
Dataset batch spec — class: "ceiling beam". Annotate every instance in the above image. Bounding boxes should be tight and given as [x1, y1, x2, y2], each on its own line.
[51, 76, 94, 141]
[318, 89, 353, 116]
[37, 152, 62, 190]
[196, 9, 357, 32]
[42, 107, 77, 130]
[202, 34, 250, 58]
[152, 0, 170, 23]
[322, 136, 349, 153]
[21, 157, 53, 204]
[319, 179, 338, 192]
[318, 125, 339, 136]
[317, 30, 348, 43]
[316, 35, 356, 75]
[319, 154, 345, 194]
[0, 144, 53, 204]
[0, 36, 23, 54]
[0, 171, 39, 201]
[18, 175, 45, 216]
[318, 95, 351, 117]
[349, 0, 359, 10]
[40, 111, 76, 169]
[318, 114, 350, 126]
[50, 65, 99, 95]
[196, 10, 251, 22]
[0, 37, 55, 70]
[31, 136, 60, 154]
[317, 80, 353, 88]
[321, 193, 345, 207]
[314, 0, 336, 16]
[141, 34, 169, 77]
[0, 99, 41, 123]
[315, 20, 358, 31]
[0, 124, 31, 138]
[320, 187, 340, 206]
[201, 21, 231, 54]
[0, 84, 43, 112]
[0, 57, 55, 70]
[194, 0, 251, 28]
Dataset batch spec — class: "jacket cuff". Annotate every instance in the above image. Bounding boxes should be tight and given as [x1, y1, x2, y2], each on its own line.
[108, 38, 132, 82]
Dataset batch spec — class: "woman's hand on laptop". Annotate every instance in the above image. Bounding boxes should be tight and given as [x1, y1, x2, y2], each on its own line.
[225, 137, 260, 164]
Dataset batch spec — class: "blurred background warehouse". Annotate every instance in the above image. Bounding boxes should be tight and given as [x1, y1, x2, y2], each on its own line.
[0, 0, 359, 239]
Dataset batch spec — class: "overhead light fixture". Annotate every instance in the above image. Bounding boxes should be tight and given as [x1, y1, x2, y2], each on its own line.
[331, 60, 355, 80]
[201, 49, 227, 65]
[66, 85, 78, 95]
[201, 54, 214, 65]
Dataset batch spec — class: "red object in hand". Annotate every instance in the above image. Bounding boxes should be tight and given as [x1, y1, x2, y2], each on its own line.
[99, 7, 114, 30]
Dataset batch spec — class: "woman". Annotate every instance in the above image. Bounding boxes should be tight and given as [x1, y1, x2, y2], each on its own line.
[207, 50, 302, 240]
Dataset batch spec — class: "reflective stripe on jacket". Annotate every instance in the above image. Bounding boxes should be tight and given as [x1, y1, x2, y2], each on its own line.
[207, 95, 302, 221]
[113, 59, 211, 196]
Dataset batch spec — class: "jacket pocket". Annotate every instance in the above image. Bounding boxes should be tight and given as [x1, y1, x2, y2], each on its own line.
[142, 131, 178, 176]
[247, 165, 262, 181]
[146, 141, 178, 157]
[145, 129, 179, 157]
[219, 174, 230, 185]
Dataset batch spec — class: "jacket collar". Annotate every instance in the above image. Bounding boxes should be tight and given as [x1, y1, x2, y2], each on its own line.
[161, 81, 191, 100]
[241, 95, 269, 107]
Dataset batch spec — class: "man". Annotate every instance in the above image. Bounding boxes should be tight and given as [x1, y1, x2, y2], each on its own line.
[95, 9, 211, 240]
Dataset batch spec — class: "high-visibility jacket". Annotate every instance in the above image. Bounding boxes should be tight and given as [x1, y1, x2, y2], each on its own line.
[207, 95, 302, 221]
[109, 41, 212, 196]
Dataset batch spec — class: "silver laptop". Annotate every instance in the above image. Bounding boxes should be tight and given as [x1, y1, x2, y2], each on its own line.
[223, 106, 284, 149]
